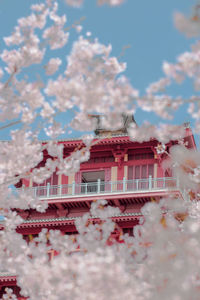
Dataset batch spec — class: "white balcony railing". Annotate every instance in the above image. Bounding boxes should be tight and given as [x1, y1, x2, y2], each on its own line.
[25, 177, 181, 199]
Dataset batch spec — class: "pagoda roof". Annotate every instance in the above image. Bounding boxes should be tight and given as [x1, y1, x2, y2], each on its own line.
[0, 273, 16, 282]
[89, 114, 137, 136]
[22, 211, 142, 223]
[0, 211, 142, 230]
[0, 122, 195, 148]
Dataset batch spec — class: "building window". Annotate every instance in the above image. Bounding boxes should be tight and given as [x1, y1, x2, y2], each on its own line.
[81, 170, 105, 193]
[128, 152, 154, 161]
[82, 151, 114, 164]
[165, 169, 172, 177]
[128, 164, 154, 179]
[33, 171, 58, 196]
[127, 164, 154, 189]
[83, 156, 114, 164]
[33, 171, 58, 187]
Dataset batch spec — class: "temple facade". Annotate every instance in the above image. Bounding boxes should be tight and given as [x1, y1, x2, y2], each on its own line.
[0, 122, 196, 298]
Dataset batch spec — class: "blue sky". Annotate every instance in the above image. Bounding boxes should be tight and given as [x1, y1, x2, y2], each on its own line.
[0, 0, 198, 140]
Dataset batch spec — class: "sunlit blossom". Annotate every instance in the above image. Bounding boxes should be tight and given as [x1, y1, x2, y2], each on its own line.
[0, 1, 200, 300]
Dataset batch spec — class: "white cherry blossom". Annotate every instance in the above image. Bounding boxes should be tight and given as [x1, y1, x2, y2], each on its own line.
[0, 1, 200, 300]
[45, 58, 62, 76]
[174, 12, 200, 38]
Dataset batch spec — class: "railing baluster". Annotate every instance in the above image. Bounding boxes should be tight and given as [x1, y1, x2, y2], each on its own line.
[136, 179, 138, 190]
[72, 181, 75, 195]
[123, 177, 126, 192]
[149, 175, 152, 190]
[154, 178, 156, 189]
[163, 177, 166, 188]
[97, 179, 100, 193]
[47, 183, 50, 197]
[85, 183, 87, 194]
[59, 184, 62, 196]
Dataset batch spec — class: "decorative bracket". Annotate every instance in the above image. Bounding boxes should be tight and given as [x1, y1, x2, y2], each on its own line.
[112, 147, 127, 167]
[151, 146, 162, 165]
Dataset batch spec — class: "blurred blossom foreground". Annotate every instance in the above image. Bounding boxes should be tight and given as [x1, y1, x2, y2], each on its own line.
[1, 1, 200, 300]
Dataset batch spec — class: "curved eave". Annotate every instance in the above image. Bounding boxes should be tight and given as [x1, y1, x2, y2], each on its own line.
[42, 135, 159, 149]
[17, 212, 142, 229]
[45, 189, 182, 204]
[57, 135, 133, 148]
[0, 274, 16, 283]
[40, 124, 194, 148]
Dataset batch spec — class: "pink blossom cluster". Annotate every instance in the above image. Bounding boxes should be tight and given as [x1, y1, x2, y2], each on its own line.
[174, 11, 200, 38]
[0, 1, 200, 300]
[65, 0, 125, 7]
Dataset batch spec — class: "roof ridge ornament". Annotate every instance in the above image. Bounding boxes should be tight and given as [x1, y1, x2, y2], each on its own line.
[88, 113, 137, 136]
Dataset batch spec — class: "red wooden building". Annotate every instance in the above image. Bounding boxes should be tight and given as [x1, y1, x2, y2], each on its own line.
[0, 118, 196, 298]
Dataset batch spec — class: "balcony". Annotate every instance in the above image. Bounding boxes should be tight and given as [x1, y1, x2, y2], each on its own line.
[21, 177, 184, 201]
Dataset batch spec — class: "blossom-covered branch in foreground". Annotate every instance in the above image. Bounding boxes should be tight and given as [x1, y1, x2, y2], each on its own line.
[0, 1, 200, 300]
